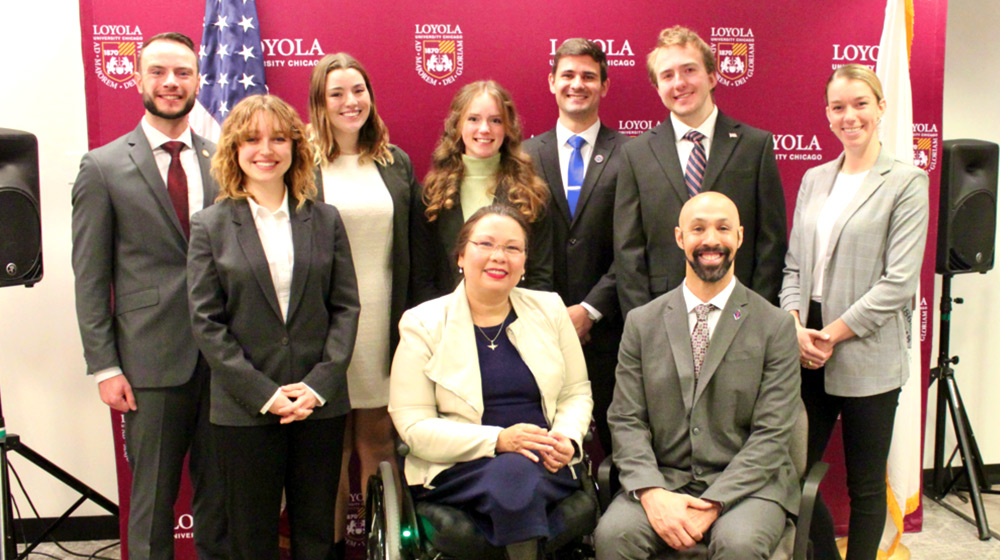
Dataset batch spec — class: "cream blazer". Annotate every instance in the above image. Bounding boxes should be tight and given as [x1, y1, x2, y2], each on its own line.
[389, 282, 593, 488]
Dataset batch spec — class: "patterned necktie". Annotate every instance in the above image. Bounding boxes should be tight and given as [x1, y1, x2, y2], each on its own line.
[691, 303, 717, 380]
[566, 134, 586, 217]
[161, 141, 190, 238]
[683, 130, 707, 198]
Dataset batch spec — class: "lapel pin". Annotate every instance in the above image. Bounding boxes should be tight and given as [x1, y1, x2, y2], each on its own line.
[201, 149, 210, 158]
[733, 310, 741, 320]
[594, 154, 605, 163]
[729, 132, 738, 138]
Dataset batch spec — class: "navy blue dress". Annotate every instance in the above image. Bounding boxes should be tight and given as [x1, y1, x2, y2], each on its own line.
[411, 311, 580, 546]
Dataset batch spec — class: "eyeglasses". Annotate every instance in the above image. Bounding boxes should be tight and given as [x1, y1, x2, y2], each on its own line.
[467, 240, 525, 257]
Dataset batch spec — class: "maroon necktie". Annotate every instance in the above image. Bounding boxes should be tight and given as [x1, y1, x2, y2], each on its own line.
[161, 141, 190, 238]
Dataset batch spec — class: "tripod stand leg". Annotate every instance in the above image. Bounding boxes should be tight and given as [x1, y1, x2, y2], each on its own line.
[945, 375, 991, 540]
[0, 442, 16, 560]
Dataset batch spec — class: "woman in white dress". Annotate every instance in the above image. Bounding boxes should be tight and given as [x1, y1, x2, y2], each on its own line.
[307, 52, 419, 549]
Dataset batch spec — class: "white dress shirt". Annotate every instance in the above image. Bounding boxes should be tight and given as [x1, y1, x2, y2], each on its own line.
[247, 191, 326, 413]
[682, 275, 737, 339]
[671, 106, 719, 177]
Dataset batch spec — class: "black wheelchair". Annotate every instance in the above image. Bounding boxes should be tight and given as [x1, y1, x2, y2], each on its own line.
[366, 440, 599, 560]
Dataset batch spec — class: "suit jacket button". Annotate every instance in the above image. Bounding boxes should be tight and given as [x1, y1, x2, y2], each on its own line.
[569, 238, 577, 245]
[692, 427, 701, 435]
[281, 337, 289, 346]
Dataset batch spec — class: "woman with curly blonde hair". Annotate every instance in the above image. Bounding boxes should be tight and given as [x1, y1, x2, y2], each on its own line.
[411, 80, 553, 304]
[188, 93, 359, 559]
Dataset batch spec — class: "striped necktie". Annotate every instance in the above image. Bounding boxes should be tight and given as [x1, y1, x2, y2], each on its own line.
[683, 130, 707, 198]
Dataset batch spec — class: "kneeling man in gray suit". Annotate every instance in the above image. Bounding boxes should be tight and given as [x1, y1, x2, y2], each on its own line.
[595, 192, 800, 560]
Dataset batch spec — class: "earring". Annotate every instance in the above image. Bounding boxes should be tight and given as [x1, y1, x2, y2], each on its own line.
[521, 275, 526, 283]
[459, 266, 464, 274]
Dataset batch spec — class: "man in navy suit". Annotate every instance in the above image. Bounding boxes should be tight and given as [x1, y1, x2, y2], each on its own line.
[523, 38, 628, 455]
[614, 25, 786, 319]
[71, 32, 226, 560]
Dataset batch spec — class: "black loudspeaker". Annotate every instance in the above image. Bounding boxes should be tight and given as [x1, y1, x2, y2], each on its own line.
[0, 128, 42, 288]
[936, 139, 999, 275]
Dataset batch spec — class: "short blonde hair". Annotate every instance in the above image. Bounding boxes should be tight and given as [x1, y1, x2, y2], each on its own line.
[825, 63, 884, 104]
[211, 94, 316, 209]
[646, 25, 716, 86]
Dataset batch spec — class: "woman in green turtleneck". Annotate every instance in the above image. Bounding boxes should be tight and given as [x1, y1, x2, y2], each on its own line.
[411, 80, 553, 305]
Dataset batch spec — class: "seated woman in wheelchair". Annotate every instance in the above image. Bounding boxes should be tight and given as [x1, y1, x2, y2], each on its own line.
[389, 204, 593, 560]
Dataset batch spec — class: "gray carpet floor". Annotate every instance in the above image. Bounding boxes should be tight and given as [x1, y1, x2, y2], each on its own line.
[16, 491, 1000, 559]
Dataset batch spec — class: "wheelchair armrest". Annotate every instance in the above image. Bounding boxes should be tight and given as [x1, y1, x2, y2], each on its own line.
[793, 461, 829, 560]
[596, 460, 619, 513]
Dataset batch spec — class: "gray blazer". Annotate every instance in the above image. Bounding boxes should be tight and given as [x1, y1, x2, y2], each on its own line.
[187, 197, 360, 426]
[614, 111, 787, 318]
[779, 149, 929, 397]
[71, 123, 217, 387]
[609, 280, 801, 515]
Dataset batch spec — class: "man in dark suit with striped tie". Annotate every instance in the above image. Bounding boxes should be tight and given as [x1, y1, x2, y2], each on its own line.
[614, 25, 786, 319]
[523, 38, 628, 455]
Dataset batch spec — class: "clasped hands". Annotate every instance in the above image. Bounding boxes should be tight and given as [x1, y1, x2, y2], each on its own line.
[496, 423, 575, 473]
[639, 488, 720, 550]
[267, 382, 318, 424]
[796, 324, 833, 369]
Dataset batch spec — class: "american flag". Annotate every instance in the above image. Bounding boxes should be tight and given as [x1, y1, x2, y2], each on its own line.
[189, 0, 268, 141]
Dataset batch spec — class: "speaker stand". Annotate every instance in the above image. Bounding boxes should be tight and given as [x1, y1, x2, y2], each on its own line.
[928, 273, 997, 540]
[0, 398, 119, 559]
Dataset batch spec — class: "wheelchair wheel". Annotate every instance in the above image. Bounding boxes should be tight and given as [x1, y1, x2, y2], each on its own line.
[366, 461, 403, 560]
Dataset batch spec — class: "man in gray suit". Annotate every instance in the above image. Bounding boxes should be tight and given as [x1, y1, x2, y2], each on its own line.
[522, 38, 628, 455]
[614, 25, 786, 318]
[71, 32, 226, 560]
[595, 192, 800, 560]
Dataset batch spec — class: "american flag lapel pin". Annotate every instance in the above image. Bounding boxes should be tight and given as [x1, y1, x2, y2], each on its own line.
[733, 310, 741, 320]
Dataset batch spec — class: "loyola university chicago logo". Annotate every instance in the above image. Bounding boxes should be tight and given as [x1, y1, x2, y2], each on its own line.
[415, 24, 464, 86]
[913, 123, 940, 172]
[710, 27, 754, 87]
[92, 24, 142, 89]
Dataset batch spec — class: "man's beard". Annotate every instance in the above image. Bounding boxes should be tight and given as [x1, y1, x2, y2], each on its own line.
[686, 245, 734, 283]
[143, 91, 196, 120]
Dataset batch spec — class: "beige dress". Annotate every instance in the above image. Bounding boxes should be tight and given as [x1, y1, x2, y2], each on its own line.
[322, 154, 393, 408]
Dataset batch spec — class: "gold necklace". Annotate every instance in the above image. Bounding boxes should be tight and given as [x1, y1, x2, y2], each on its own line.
[476, 314, 509, 351]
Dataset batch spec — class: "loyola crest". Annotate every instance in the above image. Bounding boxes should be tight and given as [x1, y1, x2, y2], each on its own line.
[101, 41, 137, 83]
[422, 40, 457, 79]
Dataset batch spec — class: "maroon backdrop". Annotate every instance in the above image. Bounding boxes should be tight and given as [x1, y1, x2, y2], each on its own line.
[77, 1, 948, 556]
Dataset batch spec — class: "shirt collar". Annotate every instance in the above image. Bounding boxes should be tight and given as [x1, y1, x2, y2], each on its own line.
[682, 275, 736, 314]
[671, 105, 719, 144]
[555, 119, 601, 149]
[140, 117, 194, 151]
[247, 188, 291, 220]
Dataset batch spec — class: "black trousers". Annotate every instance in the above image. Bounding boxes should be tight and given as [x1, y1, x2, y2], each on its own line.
[214, 415, 346, 560]
[803, 301, 899, 560]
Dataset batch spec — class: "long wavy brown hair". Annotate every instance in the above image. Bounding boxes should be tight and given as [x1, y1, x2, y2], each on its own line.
[211, 94, 316, 209]
[422, 80, 548, 223]
[307, 52, 393, 166]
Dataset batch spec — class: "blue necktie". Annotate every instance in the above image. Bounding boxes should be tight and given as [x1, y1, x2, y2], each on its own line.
[566, 135, 586, 217]
[683, 130, 707, 198]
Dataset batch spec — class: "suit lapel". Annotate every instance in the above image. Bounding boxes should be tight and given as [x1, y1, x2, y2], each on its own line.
[128, 125, 187, 241]
[233, 200, 284, 320]
[537, 131, 572, 226]
[663, 290, 696, 412]
[192, 134, 216, 209]
[573, 125, 615, 228]
[701, 112, 740, 193]
[286, 199, 313, 322]
[693, 282, 749, 407]
[649, 120, 688, 203]
[827, 150, 892, 257]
